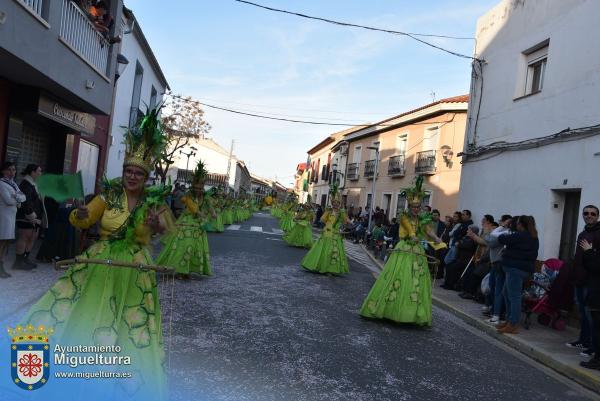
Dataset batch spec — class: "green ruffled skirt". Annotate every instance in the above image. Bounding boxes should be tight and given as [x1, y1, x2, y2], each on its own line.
[223, 209, 234, 225]
[301, 230, 348, 275]
[156, 214, 211, 276]
[207, 213, 225, 232]
[21, 240, 166, 400]
[359, 240, 432, 326]
[283, 220, 313, 248]
[280, 213, 295, 232]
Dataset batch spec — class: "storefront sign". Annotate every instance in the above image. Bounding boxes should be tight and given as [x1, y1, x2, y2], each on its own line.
[38, 96, 96, 136]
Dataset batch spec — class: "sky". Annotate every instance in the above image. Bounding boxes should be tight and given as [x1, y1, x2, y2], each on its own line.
[125, 0, 499, 185]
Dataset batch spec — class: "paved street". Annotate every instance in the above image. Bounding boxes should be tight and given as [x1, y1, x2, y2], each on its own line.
[0, 212, 595, 401]
[163, 212, 594, 401]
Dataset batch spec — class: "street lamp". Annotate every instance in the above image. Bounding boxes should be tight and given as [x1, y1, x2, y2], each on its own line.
[179, 146, 197, 184]
[365, 145, 379, 243]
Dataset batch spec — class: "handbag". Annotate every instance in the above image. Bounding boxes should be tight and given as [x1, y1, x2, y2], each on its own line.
[444, 245, 458, 265]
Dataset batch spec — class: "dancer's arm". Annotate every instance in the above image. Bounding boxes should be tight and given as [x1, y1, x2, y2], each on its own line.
[69, 195, 106, 229]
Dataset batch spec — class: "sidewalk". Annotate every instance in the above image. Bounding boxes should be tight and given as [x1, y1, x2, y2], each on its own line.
[359, 243, 600, 394]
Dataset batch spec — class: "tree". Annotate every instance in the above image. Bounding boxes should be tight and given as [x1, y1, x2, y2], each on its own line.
[155, 95, 211, 183]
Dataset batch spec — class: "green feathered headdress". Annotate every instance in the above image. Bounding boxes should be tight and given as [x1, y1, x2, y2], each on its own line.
[124, 104, 167, 174]
[401, 175, 426, 206]
[192, 159, 208, 184]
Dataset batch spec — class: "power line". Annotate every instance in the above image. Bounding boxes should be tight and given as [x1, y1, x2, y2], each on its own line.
[168, 94, 375, 127]
[189, 96, 395, 117]
[233, 0, 481, 61]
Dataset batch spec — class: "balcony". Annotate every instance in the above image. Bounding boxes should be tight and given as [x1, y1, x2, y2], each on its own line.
[415, 150, 437, 174]
[0, 0, 118, 113]
[59, 0, 110, 76]
[347, 163, 359, 181]
[388, 154, 406, 177]
[364, 159, 376, 179]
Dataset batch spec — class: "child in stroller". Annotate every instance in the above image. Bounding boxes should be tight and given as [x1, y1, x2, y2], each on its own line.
[522, 258, 567, 330]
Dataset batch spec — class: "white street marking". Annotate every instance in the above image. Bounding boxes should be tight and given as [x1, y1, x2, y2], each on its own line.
[250, 226, 263, 232]
[227, 225, 241, 230]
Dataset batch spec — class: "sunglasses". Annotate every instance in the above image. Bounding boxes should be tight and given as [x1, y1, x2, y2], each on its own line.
[583, 212, 598, 217]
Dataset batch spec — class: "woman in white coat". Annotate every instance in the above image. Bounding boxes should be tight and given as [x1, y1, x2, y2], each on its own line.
[0, 161, 26, 278]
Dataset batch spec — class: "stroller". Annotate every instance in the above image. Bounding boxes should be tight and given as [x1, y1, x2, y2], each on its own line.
[522, 259, 568, 330]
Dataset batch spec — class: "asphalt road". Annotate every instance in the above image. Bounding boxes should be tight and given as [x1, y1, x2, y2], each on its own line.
[163, 212, 595, 401]
[0, 212, 594, 401]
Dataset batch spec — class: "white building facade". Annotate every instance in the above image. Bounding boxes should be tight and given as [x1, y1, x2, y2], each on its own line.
[105, 10, 169, 179]
[459, 0, 600, 260]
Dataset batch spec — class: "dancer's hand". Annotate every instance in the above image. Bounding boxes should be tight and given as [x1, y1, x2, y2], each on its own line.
[76, 205, 89, 220]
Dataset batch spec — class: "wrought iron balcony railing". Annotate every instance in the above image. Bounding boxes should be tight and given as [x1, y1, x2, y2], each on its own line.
[364, 159, 376, 178]
[347, 163, 359, 180]
[415, 150, 436, 174]
[388, 154, 406, 177]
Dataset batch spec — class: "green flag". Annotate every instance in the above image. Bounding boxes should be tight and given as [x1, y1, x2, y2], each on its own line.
[37, 171, 85, 202]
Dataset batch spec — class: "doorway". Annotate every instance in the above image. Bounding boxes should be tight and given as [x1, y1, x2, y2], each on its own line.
[559, 190, 581, 261]
[77, 140, 100, 196]
[383, 193, 392, 220]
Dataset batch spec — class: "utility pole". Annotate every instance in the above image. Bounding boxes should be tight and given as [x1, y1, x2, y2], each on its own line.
[226, 139, 234, 194]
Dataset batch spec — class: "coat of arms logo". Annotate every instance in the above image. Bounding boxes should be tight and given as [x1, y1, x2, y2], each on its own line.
[8, 324, 53, 391]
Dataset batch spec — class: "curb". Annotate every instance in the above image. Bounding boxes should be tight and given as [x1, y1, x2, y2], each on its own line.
[358, 243, 600, 394]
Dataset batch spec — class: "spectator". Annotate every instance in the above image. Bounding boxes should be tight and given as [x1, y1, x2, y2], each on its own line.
[171, 183, 185, 218]
[441, 215, 454, 245]
[422, 205, 432, 213]
[373, 207, 385, 226]
[387, 217, 400, 246]
[371, 223, 386, 259]
[88, 1, 121, 44]
[356, 206, 363, 219]
[14, 164, 46, 270]
[569, 205, 600, 358]
[352, 217, 367, 244]
[580, 224, 600, 370]
[0, 162, 26, 278]
[431, 209, 445, 239]
[444, 211, 467, 266]
[441, 224, 479, 290]
[459, 215, 496, 299]
[314, 205, 324, 228]
[497, 215, 539, 334]
[468, 214, 511, 324]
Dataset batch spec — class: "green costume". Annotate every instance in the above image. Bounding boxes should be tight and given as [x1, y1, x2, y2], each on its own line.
[19, 107, 170, 401]
[359, 176, 434, 326]
[301, 207, 348, 275]
[283, 208, 314, 248]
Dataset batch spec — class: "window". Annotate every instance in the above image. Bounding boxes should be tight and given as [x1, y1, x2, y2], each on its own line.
[396, 193, 407, 217]
[149, 86, 157, 108]
[353, 145, 362, 163]
[370, 141, 380, 159]
[421, 191, 431, 208]
[396, 134, 408, 154]
[423, 126, 439, 151]
[129, 61, 144, 128]
[523, 40, 549, 96]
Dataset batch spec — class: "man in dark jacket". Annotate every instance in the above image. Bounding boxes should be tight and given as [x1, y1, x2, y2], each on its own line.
[442, 225, 479, 290]
[569, 205, 600, 357]
[581, 232, 600, 370]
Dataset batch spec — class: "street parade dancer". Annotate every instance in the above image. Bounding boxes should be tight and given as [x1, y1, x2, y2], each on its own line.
[283, 198, 315, 249]
[222, 194, 234, 225]
[157, 160, 216, 279]
[279, 199, 296, 232]
[301, 183, 349, 275]
[207, 187, 225, 233]
[18, 106, 173, 401]
[359, 176, 442, 326]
